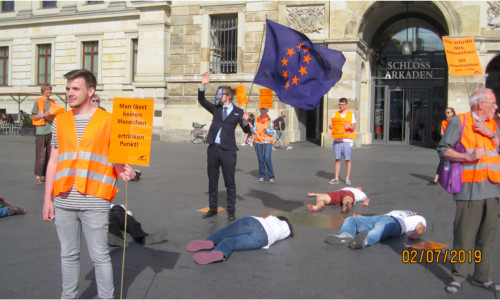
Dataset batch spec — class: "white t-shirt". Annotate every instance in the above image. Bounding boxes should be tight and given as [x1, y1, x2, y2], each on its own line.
[340, 187, 367, 204]
[253, 216, 290, 249]
[333, 111, 356, 143]
[385, 210, 427, 235]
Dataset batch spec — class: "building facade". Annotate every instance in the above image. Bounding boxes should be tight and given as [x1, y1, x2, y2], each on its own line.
[0, 1, 499, 147]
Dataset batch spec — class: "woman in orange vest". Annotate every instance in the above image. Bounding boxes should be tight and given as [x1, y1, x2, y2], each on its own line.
[252, 108, 276, 182]
[429, 107, 456, 185]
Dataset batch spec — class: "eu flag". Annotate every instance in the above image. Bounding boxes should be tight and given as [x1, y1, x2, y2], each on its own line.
[253, 19, 346, 110]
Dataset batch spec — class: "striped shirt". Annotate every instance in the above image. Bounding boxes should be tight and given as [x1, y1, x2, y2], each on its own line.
[50, 114, 110, 211]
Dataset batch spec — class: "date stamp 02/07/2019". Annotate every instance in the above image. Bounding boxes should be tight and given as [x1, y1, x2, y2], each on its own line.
[402, 249, 482, 264]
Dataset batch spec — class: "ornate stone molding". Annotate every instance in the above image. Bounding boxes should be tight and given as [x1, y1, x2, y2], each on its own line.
[285, 5, 324, 34]
[487, 1, 500, 29]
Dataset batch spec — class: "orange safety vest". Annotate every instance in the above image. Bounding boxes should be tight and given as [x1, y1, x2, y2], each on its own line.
[32, 97, 55, 126]
[253, 115, 274, 144]
[458, 113, 500, 183]
[334, 110, 357, 139]
[53, 109, 118, 201]
[441, 120, 449, 133]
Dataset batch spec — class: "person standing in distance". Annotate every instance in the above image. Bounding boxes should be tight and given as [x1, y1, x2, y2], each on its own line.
[32, 83, 55, 185]
[42, 69, 136, 299]
[329, 97, 356, 186]
[198, 72, 249, 221]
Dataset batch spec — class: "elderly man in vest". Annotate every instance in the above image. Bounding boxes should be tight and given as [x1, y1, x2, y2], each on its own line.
[42, 69, 136, 299]
[437, 88, 500, 294]
[329, 97, 356, 186]
[31, 83, 55, 185]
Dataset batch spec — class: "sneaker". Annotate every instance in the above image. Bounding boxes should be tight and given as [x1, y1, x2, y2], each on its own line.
[349, 232, 368, 249]
[187, 240, 215, 252]
[272, 147, 276, 151]
[143, 231, 168, 245]
[0, 196, 13, 208]
[240, 143, 246, 146]
[108, 233, 125, 247]
[329, 179, 339, 184]
[249, 143, 253, 146]
[325, 234, 353, 245]
[345, 180, 352, 186]
[286, 146, 293, 151]
[8, 206, 26, 216]
[193, 251, 224, 265]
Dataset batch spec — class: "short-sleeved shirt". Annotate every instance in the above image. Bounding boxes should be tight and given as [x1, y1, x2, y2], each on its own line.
[385, 210, 426, 235]
[31, 99, 53, 135]
[275, 116, 285, 130]
[51, 115, 110, 211]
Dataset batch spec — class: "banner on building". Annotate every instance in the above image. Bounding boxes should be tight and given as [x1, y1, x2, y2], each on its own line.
[109, 98, 154, 166]
[443, 36, 482, 76]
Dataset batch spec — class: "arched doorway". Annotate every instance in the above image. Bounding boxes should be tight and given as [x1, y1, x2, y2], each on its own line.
[367, 2, 449, 147]
[486, 55, 500, 106]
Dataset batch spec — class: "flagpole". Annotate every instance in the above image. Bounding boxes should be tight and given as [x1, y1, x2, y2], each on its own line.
[247, 16, 268, 111]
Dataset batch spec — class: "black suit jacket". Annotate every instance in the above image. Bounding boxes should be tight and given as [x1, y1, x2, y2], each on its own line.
[198, 89, 250, 151]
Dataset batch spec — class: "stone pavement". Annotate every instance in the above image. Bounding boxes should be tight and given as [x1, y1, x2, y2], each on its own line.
[0, 135, 499, 299]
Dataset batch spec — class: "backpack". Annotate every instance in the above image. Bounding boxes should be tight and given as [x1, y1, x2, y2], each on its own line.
[274, 118, 280, 130]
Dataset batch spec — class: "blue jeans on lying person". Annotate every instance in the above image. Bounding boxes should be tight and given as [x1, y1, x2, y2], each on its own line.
[338, 215, 401, 247]
[206, 216, 269, 259]
[0, 207, 10, 217]
[254, 142, 275, 180]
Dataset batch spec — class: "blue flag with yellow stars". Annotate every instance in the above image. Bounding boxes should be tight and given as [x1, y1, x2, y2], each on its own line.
[253, 19, 346, 110]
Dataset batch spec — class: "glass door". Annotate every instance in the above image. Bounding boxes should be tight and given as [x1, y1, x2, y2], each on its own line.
[386, 88, 430, 145]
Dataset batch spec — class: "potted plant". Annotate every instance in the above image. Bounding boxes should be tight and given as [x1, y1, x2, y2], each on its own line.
[20, 114, 35, 136]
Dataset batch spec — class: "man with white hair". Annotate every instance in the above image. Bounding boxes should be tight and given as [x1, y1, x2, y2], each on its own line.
[437, 88, 500, 294]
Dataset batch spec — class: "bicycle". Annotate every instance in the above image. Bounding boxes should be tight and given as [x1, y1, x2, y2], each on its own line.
[191, 122, 208, 144]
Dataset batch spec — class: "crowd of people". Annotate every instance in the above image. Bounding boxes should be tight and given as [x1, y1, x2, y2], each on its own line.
[1, 68, 497, 297]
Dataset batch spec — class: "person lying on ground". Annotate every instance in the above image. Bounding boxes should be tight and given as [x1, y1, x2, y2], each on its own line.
[306, 187, 369, 213]
[186, 215, 293, 265]
[325, 210, 426, 249]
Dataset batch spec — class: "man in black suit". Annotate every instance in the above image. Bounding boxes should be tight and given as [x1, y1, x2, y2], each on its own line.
[198, 72, 249, 221]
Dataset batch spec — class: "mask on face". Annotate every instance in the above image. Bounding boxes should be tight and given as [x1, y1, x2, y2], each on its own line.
[215, 86, 223, 106]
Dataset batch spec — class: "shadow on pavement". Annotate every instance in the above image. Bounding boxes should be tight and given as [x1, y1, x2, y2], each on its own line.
[81, 244, 180, 299]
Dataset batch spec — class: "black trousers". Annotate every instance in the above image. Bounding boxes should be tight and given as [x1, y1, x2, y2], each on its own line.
[108, 206, 147, 243]
[207, 144, 237, 212]
[34, 133, 52, 176]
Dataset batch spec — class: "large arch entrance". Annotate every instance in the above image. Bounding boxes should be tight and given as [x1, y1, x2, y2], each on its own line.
[486, 55, 500, 106]
[362, 2, 449, 147]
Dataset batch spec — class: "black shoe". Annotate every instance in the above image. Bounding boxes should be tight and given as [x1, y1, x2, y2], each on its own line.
[142, 231, 168, 245]
[107, 233, 125, 247]
[349, 232, 368, 249]
[227, 211, 236, 221]
[427, 181, 438, 185]
[8, 206, 26, 216]
[0, 196, 12, 208]
[202, 209, 218, 218]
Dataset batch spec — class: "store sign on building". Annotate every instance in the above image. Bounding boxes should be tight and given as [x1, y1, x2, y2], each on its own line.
[384, 61, 433, 79]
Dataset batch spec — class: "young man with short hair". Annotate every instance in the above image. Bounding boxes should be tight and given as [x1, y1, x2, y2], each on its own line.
[42, 69, 136, 299]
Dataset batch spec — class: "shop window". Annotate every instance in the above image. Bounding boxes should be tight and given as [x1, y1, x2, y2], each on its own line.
[37, 44, 51, 85]
[83, 41, 98, 79]
[209, 14, 238, 74]
[0, 47, 8, 86]
[86, 0, 103, 4]
[1, 1, 14, 12]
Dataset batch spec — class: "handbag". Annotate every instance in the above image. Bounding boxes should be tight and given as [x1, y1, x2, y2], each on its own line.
[437, 117, 466, 193]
